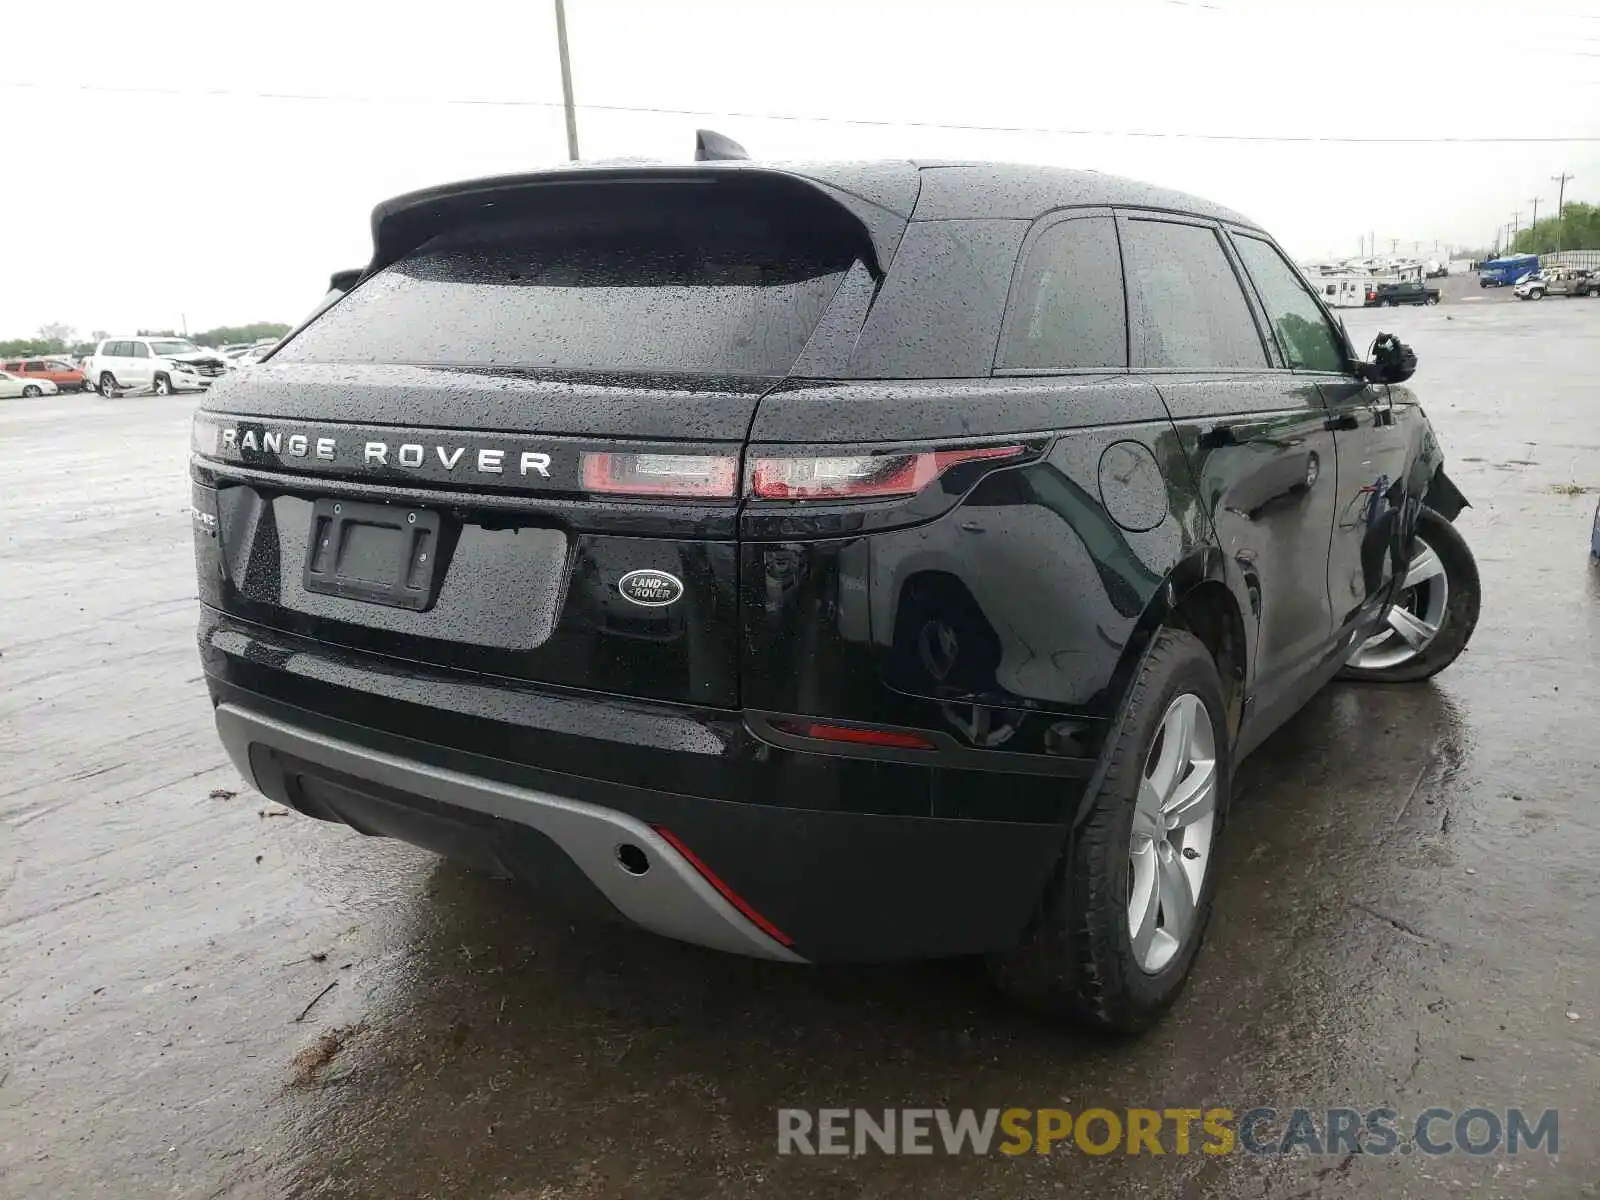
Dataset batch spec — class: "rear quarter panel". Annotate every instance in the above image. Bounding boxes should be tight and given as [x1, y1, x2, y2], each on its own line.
[740, 378, 1219, 764]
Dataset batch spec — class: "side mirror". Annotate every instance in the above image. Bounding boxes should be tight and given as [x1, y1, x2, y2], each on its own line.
[1360, 332, 1417, 384]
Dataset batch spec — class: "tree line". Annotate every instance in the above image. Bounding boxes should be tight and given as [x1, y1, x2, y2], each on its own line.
[1507, 202, 1600, 257]
[0, 322, 291, 359]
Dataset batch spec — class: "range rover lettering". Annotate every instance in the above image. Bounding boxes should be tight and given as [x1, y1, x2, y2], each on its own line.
[192, 148, 1479, 1031]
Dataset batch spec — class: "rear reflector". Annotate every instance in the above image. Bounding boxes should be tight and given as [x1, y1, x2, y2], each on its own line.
[582, 452, 738, 498]
[652, 826, 795, 947]
[748, 445, 1025, 501]
[774, 719, 936, 750]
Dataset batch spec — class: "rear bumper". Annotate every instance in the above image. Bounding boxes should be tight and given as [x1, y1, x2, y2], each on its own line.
[200, 613, 1078, 963]
[217, 703, 805, 961]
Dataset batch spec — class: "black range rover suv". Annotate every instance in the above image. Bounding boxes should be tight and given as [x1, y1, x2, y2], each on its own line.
[193, 157, 1479, 1030]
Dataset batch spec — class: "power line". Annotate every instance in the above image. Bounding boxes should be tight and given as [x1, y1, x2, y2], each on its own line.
[7, 80, 1600, 144]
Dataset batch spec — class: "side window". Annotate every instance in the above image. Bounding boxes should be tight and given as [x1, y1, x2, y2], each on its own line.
[847, 219, 1028, 379]
[1231, 234, 1348, 374]
[131, 342, 150, 358]
[24, 361, 46, 371]
[1119, 219, 1266, 370]
[997, 215, 1126, 370]
[2, 362, 19, 371]
[109, 342, 127, 357]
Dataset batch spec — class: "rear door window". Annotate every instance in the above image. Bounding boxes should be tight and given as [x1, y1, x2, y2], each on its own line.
[275, 208, 854, 377]
[997, 215, 1126, 370]
[1230, 234, 1349, 373]
[1119, 218, 1267, 370]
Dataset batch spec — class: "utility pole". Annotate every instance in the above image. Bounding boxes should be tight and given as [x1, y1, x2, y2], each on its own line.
[1510, 211, 1522, 249]
[554, 0, 579, 161]
[1389, 238, 1399, 254]
[1551, 172, 1574, 251]
[1529, 196, 1541, 233]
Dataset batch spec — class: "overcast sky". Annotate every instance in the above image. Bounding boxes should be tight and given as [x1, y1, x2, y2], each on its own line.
[3, 0, 1597, 340]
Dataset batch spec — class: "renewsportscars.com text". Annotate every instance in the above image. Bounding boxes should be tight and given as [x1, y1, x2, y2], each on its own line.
[777, 1107, 1559, 1157]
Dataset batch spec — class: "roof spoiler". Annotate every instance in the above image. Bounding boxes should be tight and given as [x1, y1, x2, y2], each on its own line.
[328, 268, 363, 295]
[694, 129, 748, 161]
[366, 165, 908, 278]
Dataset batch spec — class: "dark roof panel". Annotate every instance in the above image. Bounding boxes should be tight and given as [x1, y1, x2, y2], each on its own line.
[908, 162, 1261, 228]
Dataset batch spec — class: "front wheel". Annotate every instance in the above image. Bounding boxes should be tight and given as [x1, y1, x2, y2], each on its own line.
[989, 628, 1229, 1032]
[1425, 295, 1439, 306]
[98, 372, 117, 397]
[1529, 290, 1544, 301]
[1339, 507, 1480, 684]
[153, 373, 171, 396]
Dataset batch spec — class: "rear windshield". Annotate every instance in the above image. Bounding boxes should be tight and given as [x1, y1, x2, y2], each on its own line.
[276, 207, 855, 376]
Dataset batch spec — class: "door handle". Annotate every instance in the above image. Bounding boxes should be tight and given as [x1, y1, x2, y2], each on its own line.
[1324, 413, 1359, 432]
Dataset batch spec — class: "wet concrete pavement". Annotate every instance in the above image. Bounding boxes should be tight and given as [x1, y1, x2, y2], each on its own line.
[2, 299, 1597, 1198]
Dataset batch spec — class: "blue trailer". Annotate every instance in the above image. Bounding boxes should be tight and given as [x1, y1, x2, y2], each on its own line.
[1479, 253, 1540, 287]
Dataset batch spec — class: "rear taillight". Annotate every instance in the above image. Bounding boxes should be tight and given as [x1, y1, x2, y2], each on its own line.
[581, 452, 738, 498]
[747, 445, 1025, 501]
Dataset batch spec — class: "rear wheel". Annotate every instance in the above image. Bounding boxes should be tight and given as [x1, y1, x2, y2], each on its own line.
[989, 628, 1229, 1032]
[1339, 507, 1479, 684]
[98, 372, 117, 397]
[22, 384, 41, 398]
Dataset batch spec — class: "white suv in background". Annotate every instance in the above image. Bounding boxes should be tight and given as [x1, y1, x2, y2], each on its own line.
[86, 337, 229, 396]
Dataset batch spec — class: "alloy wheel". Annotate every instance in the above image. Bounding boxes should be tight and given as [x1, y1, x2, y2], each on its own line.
[1347, 534, 1448, 671]
[1128, 693, 1217, 974]
[154, 376, 170, 395]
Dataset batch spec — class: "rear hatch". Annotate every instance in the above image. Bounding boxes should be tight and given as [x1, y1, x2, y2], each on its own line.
[192, 171, 890, 708]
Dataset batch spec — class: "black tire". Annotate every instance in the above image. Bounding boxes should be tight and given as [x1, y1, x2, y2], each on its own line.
[22, 384, 41, 398]
[988, 628, 1230, 1032]
[153, 373, 171, 396]
[1382, 298, 1395, 307]
[1425, 295, 1439, 306]
[99, 372, 116, 398]
[1338, 507, 1479, 685]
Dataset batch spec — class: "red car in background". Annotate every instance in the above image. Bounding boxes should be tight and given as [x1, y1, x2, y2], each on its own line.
[1, 358, 90, 393]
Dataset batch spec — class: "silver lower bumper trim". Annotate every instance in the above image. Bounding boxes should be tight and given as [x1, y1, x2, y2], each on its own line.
[214, 704, 804, 963]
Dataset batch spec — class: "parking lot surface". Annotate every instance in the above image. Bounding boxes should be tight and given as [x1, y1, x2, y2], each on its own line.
[2, 298, 1598, 1198]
